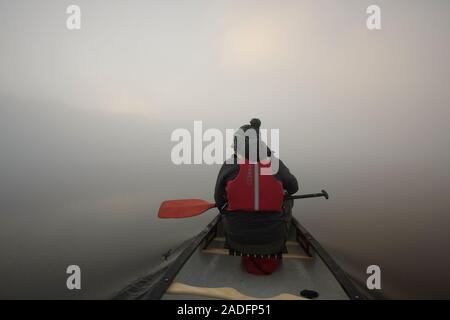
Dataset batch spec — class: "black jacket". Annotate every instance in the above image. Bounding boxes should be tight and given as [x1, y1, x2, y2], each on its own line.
[214, 155, 299, 210]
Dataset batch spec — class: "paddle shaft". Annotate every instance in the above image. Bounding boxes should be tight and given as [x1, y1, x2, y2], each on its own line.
[219, 190, 329, 209]
[285, 189, 329, 201]
[215, 190, 328, 211]
[158, 190, 329, 218]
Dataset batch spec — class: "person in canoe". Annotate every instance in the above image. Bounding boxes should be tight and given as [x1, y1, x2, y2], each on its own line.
[214, 118, 299, 275]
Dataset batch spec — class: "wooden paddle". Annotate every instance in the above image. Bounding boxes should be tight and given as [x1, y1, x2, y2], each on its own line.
[158, 190, 329, 219]
[166, 282, 307, 300]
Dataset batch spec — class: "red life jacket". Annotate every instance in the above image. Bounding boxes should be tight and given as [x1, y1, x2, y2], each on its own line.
[226, 161, 284, 212]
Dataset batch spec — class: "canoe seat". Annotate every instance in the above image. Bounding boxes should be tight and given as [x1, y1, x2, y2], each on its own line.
[229, 249, 283, 260]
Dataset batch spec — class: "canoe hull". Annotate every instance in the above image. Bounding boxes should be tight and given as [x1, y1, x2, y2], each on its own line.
[114, 214, 365, 300]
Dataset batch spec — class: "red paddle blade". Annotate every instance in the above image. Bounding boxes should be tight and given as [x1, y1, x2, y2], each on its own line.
[158, 199, 216, 219]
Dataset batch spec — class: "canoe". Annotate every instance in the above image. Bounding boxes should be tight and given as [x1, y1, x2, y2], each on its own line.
[114, 214, 365, 300]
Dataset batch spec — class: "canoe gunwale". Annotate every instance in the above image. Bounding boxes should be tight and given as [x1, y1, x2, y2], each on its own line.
[137, 214, 221, 300]
[291, 218, 366, 300]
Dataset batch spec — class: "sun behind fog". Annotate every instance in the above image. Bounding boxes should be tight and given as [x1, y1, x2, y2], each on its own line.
[220, 16, 289, 70]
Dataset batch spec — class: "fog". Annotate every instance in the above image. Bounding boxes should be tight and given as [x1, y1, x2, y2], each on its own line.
[1, 0, 449, 299]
